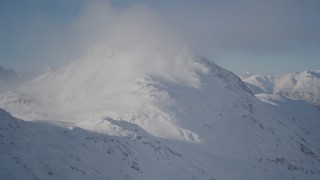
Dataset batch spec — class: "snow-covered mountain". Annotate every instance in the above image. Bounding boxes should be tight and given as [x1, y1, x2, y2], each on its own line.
[0, 66, 36, 93]
[240, 70, 320, 106]
[0, 39, 253, 141]
[1, 38, 320, 179]
[239, 73, 279, 94]
[0, 66, 20, 93]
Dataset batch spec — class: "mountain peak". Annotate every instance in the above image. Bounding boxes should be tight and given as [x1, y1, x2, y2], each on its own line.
[0, 41, 252, 141]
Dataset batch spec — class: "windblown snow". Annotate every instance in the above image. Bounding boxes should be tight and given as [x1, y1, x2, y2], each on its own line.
[1, 38, 320, 179]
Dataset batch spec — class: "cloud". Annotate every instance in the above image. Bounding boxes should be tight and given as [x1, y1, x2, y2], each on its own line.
[162, 0, 320, 54]
[43, 1, 187, 69]
[1, 0, 182, 71]
[1, 0, 320, 72]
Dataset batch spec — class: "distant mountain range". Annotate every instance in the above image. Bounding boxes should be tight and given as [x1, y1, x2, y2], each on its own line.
[240, 70, 320, 107]
[0, 66, 22, 93]
[0, 66, 40, 93]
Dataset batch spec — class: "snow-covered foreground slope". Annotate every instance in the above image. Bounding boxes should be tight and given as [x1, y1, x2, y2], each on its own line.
[1, 39, 320, 179]
[1, 97, 320, 180]
[0, 108, 218, 179]
[240, 70, 320, 106]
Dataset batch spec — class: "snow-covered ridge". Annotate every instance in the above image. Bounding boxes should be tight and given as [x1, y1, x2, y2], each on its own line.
[240, 70, 320, 106]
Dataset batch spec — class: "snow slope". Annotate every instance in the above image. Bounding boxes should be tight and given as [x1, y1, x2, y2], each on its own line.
[1, 38, 320, 179]
[240, 70, 320, 106]
[0, 108, 221, 180]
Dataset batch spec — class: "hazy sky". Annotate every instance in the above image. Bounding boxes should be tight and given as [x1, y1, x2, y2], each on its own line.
[1, 0, 320, 74]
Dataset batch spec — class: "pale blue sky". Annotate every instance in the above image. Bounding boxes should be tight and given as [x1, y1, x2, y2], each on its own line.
[1, 0, 320, 74]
